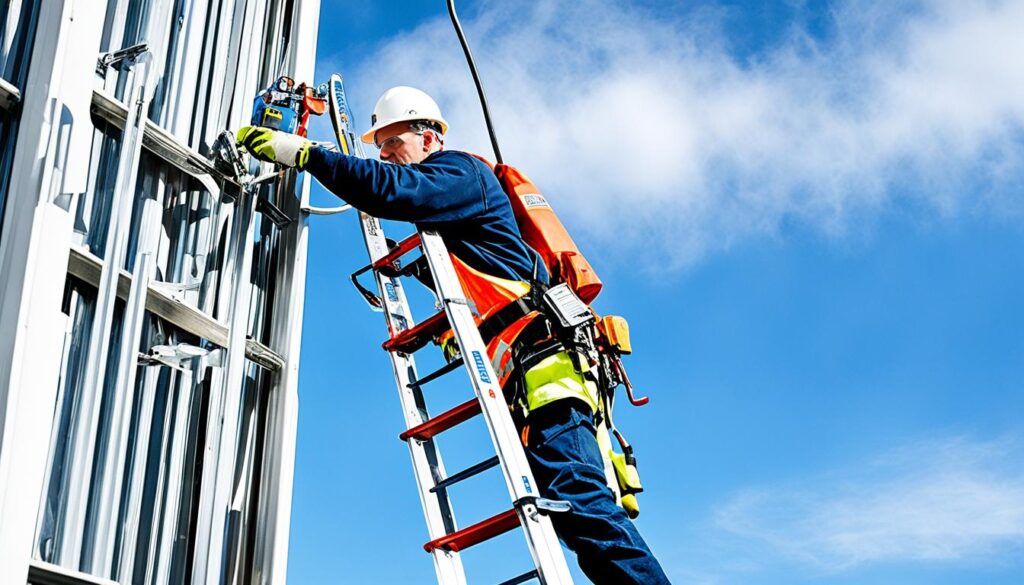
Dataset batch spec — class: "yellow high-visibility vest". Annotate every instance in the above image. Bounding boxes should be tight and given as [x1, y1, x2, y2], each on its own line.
[522, 350, 600, 414]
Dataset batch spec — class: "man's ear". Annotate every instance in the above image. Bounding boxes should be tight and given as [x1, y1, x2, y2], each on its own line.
[422, 130, 436, 152]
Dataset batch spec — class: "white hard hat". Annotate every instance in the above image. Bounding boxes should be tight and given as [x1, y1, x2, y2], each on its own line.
[361, 86, 449, 144]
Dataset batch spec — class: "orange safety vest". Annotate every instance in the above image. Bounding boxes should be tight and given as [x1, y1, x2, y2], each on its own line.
[439, 157, 607, 392]
[447, 255, 600, 415]
[442, 255, 542, 390]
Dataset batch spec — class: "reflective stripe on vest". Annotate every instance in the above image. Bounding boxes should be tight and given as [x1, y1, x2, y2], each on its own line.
[522, 350, 599, 414]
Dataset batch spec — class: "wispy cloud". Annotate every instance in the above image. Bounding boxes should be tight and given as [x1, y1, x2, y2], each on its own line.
[713, 436, 1024, 572]
[339, 0, 1024, 269]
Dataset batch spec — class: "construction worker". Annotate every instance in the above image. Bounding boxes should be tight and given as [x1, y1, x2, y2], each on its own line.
[236, 86, 671, 585]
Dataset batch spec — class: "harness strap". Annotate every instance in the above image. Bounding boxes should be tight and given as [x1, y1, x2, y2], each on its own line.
[478, 297, 534, 345]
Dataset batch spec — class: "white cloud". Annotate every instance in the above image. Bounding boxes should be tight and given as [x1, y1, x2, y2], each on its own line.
[337, 0, 1024, 269]
[713, 436, 1024, 571]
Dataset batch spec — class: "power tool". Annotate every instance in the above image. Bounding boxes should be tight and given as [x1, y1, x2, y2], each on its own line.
[251, 75, 327, 136]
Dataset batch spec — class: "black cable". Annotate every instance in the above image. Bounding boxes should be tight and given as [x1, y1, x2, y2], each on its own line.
[446, 0, 504, 164]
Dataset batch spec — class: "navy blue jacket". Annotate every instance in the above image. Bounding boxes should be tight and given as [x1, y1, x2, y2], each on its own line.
[305, 148, 549, 284]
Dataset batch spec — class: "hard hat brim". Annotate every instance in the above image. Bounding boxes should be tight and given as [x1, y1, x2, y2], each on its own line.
[360, 115, 450, 145]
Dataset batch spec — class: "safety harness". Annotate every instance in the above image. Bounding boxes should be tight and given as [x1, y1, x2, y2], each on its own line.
[426, 152, 651, 516]
[500, 283, 647, 518]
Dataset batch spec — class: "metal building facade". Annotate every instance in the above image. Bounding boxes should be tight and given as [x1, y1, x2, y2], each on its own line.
[0, 1, 320, 583]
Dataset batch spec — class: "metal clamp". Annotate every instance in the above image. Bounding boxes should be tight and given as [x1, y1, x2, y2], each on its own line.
[518, 496, 572, 522]
[210, 130, 248, 185]
[138, 343, 221, 371]
[96, 42, 150, 75]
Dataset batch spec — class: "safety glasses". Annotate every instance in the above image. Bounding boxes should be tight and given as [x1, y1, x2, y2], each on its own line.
[376, 130, 424, 152]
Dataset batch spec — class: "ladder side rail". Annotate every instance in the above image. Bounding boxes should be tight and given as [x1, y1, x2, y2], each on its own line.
[418, 230, 574, 585]
[355, 213, 467, 585]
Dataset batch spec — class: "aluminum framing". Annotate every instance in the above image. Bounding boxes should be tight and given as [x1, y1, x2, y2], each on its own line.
[66, 242, 284, 371]
[0, 1, 321, 584]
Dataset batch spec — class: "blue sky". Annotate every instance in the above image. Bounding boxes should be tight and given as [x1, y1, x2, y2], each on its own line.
[291, 1, 1024, 583]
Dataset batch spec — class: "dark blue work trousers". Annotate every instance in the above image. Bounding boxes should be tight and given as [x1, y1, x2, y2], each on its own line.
[525, 400, 672, 585]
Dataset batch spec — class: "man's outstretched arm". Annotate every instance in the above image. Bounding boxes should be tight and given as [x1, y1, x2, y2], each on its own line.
[305, 147, 485, 222]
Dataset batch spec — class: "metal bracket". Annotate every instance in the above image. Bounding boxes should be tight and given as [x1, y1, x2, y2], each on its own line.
[210, 131, 293, 226]
[138, 343, 212, 371]
[443, 296, 479, 316]
[150, 280, 202, 302]
[535, 498, 573, 514]
[96, 42, 150, 76]
[210, 130, 248, 186]
[256, 192, 293, 228]
[518, 497, 572, 523]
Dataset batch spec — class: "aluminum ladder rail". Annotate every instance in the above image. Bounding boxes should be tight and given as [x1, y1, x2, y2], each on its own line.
[352, 225, 575, 585]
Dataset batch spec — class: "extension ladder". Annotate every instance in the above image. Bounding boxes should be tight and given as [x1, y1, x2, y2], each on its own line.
[349, 225, 575, 585]
[323, 72, 574, 585]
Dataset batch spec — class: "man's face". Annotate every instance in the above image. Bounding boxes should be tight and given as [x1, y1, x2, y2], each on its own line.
[375, 122, 430, 165]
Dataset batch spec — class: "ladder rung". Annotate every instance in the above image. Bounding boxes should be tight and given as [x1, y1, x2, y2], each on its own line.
[383, 310, 450, 353]
[424, 508, 519, 553]
[372, 233, 421, 270]
[497, 570, 539, 585]
[430, 456, 500, 493]
[408, 357, 464, 389]
[400, 399, 481, 442]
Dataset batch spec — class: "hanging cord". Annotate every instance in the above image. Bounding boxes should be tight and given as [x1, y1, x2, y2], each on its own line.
[447, 0, 504, 164]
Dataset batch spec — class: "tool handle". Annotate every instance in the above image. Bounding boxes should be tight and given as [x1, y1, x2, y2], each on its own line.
[614, 358, 649, 406]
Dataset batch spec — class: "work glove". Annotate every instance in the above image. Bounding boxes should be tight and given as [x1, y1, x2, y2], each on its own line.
[236, 126, 312, 170]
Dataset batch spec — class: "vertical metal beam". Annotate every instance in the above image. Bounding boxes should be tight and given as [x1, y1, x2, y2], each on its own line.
[63, 2, 169, 570]
[114, 361, 162, 581]
[142, 370, 178, 585]
[193, 184, 259, 585]
[250, 6, 320, 579]
[0, 2, 105, 582]
[166, 0, 207, 141]
[90, 165, 168, 575]
[252, 8, 317, 571]
[253, 185, 307, 581]
[60, 46, 154, 567]
[146, 367, 195, 585]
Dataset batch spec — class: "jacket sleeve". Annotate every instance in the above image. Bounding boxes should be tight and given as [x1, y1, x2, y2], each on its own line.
[304, 147, 487, 222]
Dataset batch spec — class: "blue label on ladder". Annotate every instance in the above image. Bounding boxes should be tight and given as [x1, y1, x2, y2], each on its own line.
[385, 282, 399, 302]
[522, 475, 533, 494]
[471, 351, 491, 383]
